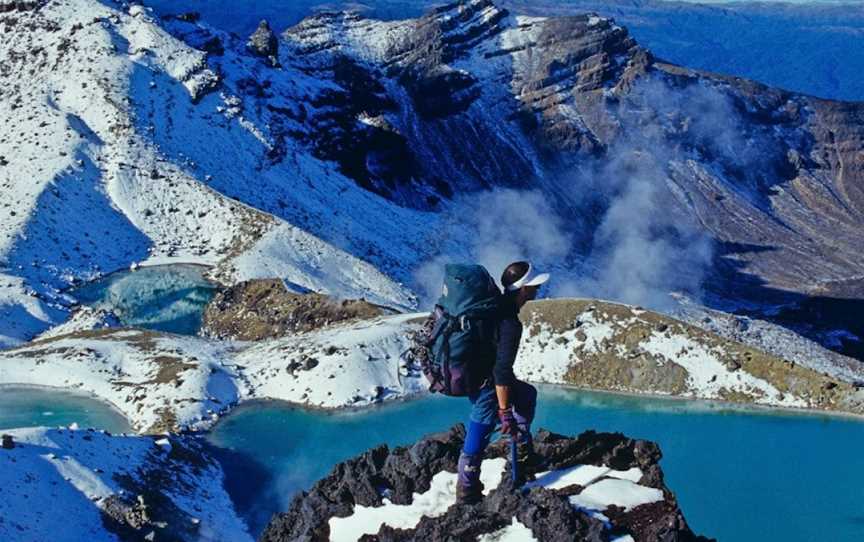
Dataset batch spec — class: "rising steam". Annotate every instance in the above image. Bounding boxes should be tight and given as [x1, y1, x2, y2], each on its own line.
[415, 76, 769, 310]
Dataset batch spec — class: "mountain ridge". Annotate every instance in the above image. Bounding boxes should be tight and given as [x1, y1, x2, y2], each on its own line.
[1, 0, 863, 358]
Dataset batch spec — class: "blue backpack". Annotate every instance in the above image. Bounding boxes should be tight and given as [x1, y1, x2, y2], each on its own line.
[420, 264, 501, 396]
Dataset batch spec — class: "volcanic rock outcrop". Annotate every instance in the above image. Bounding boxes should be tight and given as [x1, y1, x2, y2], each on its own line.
[260, 425, 712, 542]
[275, 0, 864, 308]
[247, 19, 279, 66]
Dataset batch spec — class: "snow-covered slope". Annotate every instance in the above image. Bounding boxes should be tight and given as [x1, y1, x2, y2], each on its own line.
[0, 0, 418, 347]
[516, 299, 864, 415]
[0, 313, 426, 433]
[0, 426, 251, 541]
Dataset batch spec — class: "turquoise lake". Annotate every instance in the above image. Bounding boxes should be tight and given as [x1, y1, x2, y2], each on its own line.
[207, 386, 864, 541]
[0, 386, 130, 434]
[69, 264, 218, 335]
[2, 384, 862, 541]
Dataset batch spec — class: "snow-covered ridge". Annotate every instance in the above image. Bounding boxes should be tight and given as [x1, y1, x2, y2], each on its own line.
[0, 313, 427, 433]
[3, 295, 862, 437]
[672, 298, 864, 386]
[0, 426, 252, 541]
[516, 298, 864, 415]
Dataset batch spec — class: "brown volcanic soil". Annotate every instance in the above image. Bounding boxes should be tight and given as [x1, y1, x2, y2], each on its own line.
[200, 279, 392, 341]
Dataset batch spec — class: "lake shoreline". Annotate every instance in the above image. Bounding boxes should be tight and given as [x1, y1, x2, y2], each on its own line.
[3, 379, 863, 437]
[0, 383, 132, 432]
[216, 382, 864, 425]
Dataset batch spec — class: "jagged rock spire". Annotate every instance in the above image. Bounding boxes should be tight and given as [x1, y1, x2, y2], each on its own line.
[247, 19, 279, 67]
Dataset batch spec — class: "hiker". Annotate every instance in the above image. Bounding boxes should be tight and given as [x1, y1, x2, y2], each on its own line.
[404, 261, 549, 503]
[455, 261, 549, 504]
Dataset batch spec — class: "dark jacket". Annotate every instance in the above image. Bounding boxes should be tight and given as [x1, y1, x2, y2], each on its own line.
[493, 291, 522, 387]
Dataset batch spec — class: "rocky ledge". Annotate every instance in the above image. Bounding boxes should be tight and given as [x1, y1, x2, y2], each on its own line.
[260, 425, 711, 542]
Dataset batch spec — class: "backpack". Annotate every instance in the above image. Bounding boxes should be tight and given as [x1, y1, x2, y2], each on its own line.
[404, 264, 501, 396]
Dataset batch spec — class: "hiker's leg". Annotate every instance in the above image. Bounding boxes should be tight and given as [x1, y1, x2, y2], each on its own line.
[465, 383, 499, 450]
[511, 380, 537, 445]
[463, 420, 493, 455]
[457, 385, 497, 503]
[458, 420, 492, 502]
[510, 380, 543, 483]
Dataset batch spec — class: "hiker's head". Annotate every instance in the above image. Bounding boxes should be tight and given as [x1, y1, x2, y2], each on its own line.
[501, 261, 549, 307]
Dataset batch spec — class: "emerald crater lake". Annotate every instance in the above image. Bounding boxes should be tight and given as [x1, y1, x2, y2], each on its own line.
[69, 263, 218, 335]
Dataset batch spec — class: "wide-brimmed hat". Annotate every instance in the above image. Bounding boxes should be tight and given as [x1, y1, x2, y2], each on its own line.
[505, 263, 550, 291]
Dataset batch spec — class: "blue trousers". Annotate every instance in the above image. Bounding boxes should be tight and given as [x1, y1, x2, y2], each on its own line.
[462, 380, 537, 455]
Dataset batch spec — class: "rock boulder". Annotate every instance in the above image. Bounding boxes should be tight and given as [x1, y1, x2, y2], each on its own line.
[260, 425, 712, 542]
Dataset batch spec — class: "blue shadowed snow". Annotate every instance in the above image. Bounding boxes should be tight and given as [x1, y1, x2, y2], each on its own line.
[70, 264, 219, 335]
[0, 386, 131, 433]
[207, 385, 864, 540]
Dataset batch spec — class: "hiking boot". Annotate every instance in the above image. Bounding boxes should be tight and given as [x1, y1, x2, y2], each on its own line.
[455, 452, 484, 505]
[455, 479, 484, 505]
[512, 440, 548, 487]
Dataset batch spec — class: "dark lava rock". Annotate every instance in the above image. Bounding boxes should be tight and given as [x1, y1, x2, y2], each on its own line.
[0, 0, 43, 13]
[1, 434, 14, 449]
[201, 278, 393, 341]
[259, 425, 713, 542]
[400, 68, 480, 119]
[247, 19, 279, 66]
[174, 12, 200, 23]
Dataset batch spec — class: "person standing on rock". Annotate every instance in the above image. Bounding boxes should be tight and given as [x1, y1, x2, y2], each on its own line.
[404, 261, 549, 504]
[454, 261, 549, 504]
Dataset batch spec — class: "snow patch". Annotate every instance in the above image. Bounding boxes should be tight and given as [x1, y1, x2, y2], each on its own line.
[515, 310, 615, 383]
[477, 518, 536, 542]
[526, 465, 644, 490]
[569, 478, 664, 513]
[329, 458, 507, 541]
[642, 331, 806, 407]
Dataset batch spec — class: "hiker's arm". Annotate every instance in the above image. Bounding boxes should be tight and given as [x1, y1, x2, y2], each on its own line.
[496, 384, 511, 410]
[493, 318, 522, 406]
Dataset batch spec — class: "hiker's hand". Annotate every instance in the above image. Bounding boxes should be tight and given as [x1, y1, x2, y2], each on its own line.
[498, 408, 519, 436]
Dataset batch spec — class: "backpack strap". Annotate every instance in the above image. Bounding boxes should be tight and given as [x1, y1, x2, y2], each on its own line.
[424, 307, 451, 347]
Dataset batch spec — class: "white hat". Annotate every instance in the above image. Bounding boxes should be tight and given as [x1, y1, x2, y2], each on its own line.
[505, 263, 550, 291]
